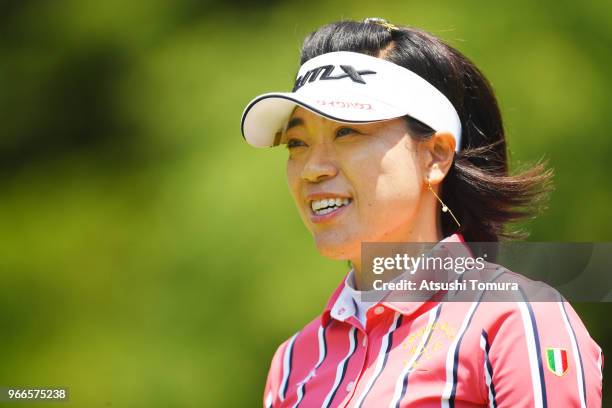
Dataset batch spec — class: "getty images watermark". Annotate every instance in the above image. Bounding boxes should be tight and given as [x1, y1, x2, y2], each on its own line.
[370, 251, 512, 292]
[358, 242, 612, 303]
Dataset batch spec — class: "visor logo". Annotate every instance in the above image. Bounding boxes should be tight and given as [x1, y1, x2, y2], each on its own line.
[293, 65, 376, 92]
[316, 99, 373, 110]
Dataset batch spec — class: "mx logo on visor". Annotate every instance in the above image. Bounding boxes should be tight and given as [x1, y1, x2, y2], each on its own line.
[293, 65, 376, 92]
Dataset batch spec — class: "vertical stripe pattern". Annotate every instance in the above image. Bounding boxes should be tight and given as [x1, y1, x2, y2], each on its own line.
[353, 312, 403, 407]
[559, 299, 587, 408]
[389, 304, 441, 408]
[293, 324, 329, 408]
[279, 332, 299, 402]
[442, 269, 504, 408]
[517, 288, 548, 408]
[480, 330, 497, 408]
[321, 327, 358, 408]
[441, 298, 481, 407]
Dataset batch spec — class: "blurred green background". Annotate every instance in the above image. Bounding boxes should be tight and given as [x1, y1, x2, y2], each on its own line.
[0, 0, 610, 406]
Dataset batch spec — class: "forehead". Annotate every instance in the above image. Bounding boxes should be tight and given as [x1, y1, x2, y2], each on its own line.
[284, 107, 334, 136]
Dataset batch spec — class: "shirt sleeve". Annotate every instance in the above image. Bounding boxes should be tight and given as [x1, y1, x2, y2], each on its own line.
[263, 339, 290, 408]
[482, 300, 603, 407]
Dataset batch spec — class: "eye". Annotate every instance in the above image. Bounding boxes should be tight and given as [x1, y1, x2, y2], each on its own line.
[336, 127, 359, 138]
[286, 138, 306, 149]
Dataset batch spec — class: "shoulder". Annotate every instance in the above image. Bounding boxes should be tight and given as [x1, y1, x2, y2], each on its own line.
[471, 262, 599, 350]
[263, 315, 325, 407]
[266, 314, 325, 378]
[468, 263, 603, 407]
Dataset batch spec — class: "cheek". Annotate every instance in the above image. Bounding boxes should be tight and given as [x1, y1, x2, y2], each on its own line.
[351, 142, 422, 224]
[286, 158, 312, 227]
[377, 154, 421, 202]
[285, 159, 301, 202]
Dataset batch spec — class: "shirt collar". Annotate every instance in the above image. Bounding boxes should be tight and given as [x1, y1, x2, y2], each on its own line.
[321, 232, 471, 325]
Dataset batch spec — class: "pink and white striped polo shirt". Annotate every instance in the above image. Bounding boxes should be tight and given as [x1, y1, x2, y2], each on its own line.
[263, 233, 603, 407]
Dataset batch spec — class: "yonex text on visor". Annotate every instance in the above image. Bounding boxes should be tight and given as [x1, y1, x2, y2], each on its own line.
[240, 51, 462, 152]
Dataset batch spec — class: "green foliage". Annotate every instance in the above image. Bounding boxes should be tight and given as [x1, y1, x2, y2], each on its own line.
[0, 0, 610, 405]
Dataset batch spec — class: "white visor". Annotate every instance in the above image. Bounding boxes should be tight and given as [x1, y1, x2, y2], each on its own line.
[240, 51, 462, 152]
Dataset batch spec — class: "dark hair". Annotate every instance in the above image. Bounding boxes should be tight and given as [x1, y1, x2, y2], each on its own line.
[298, 20, 553, 242]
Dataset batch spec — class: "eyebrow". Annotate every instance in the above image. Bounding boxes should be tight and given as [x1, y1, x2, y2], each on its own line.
[285, 117, 304, 132]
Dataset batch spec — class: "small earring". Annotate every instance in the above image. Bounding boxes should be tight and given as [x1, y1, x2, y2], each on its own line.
[426, 179, 461, 228]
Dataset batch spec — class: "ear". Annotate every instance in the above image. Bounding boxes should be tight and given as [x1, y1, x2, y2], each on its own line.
[421, 131, 456, 185]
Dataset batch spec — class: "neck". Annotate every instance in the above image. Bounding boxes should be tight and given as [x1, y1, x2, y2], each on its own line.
[350, 194, 443, 291]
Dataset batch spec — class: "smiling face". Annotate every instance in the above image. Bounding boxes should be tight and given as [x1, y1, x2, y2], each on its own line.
[281, 106, 440, 267]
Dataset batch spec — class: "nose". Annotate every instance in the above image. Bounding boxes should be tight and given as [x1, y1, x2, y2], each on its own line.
[301, 143, 338, 183]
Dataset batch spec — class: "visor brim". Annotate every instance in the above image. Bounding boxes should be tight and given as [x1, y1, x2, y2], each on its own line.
[240, 92, 406, 147]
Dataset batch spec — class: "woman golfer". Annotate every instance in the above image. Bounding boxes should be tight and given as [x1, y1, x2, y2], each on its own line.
[240, 18, 603, 407]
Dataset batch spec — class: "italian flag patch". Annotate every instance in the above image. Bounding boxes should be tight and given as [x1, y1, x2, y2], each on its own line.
[546, 347, 569, 376]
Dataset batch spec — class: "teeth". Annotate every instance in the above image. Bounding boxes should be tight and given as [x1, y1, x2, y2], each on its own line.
[318, 207, 335, 215]
[310, 197, 351, 214]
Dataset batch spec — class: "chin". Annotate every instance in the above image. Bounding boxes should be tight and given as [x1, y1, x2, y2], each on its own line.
[312, 234, 359, 261]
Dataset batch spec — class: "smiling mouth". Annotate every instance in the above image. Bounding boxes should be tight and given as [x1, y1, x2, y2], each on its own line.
[310, 197, 352, 216]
